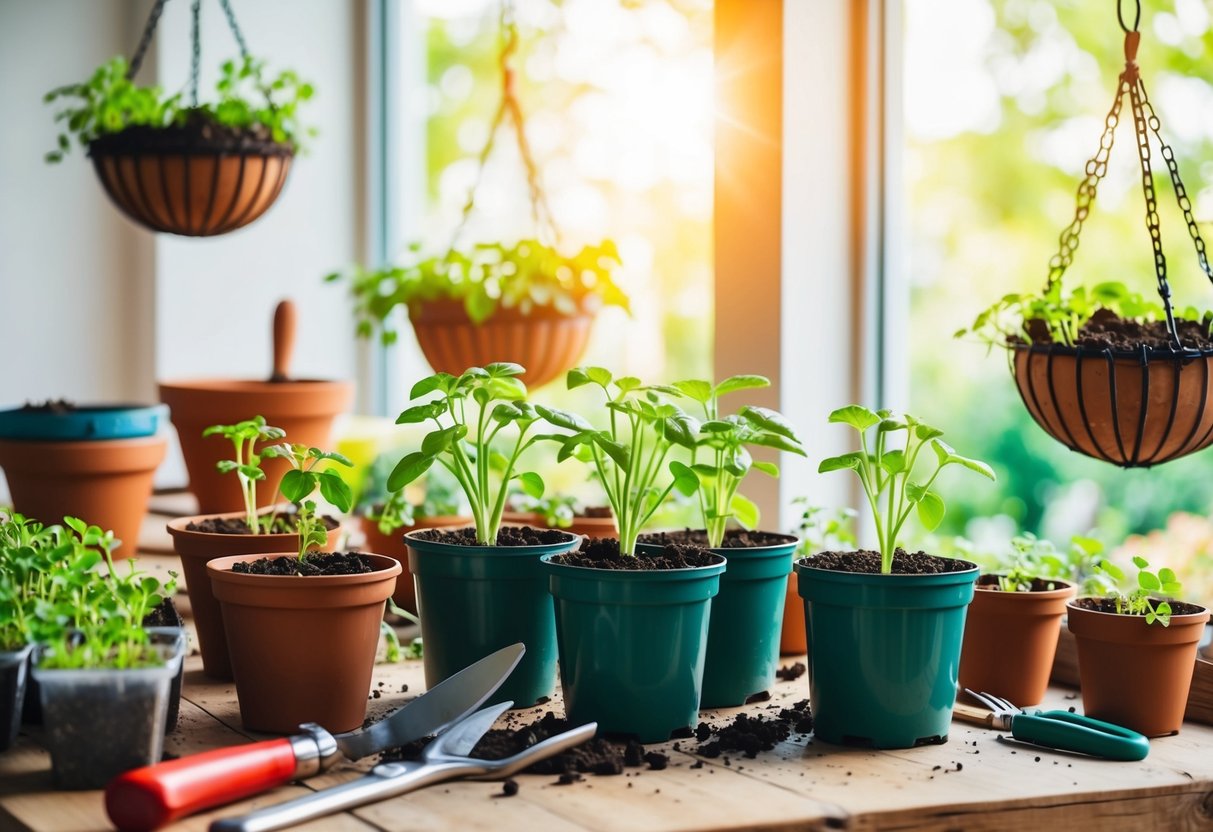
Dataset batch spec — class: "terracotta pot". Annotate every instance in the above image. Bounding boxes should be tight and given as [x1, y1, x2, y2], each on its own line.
[958, 577, 1075, 706]
[207, 553, 400, 734]
[501, 510, 544, 527]
[565, 515, 617, 539]
[0, 435, 165, 556]
[1013, 343, 1213, 467]
[167, 512, 343, 680]
[159, 379, 353, 515]
[780, 572, 807, 655]
[356, 514, 472, 614]
[409, 299, 596, 389]
[90, 149, 292, 237]
[1067, 599, 1210, 736]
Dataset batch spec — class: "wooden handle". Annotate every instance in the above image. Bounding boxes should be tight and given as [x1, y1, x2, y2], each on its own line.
[104, 738, 298, 831]
[272, 300, 297, 381]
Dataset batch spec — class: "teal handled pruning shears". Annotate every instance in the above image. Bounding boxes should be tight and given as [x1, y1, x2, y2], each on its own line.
[964, 689, 1149, 762]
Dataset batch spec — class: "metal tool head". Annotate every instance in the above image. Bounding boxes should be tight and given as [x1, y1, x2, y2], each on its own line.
[963, 688, 1019, 729]
[426, 701, 514, 760]
[332, 643, 525, 760]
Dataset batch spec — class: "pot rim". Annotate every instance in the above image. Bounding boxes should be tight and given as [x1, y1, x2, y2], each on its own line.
[539, 550, 727, 575]
[207, 552, 402, 586]
[403, 527, 579, 553]
[975, 574, 1077, 596]
[1012, 340, 1213, 362]
[638, 529, 800, 552]
[1066, 596, 1210, 622]
[408, 295, 598, 324]
[796, 553, 979, 579]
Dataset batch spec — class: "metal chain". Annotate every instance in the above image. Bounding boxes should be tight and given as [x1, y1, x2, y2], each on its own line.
[127, 0, 171, 79]
[189, 0, 202, 107]
[1118, 0, 1142, 33]
[218, 0, 251, 60]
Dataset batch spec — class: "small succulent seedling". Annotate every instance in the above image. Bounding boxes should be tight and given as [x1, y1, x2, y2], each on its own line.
[1094, 555, 1182, 627]
[819, 405, 996, 574]
[205, 416, 286, 533]
[673, 375, 806, 547]
[389, 363, 558, 546]
[539, 367, 700, 555]
[261, 443, 354, 560]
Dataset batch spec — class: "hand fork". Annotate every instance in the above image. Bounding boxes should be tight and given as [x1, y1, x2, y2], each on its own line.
[210, 702, 597, 832]
[964, 689, 1148, 761]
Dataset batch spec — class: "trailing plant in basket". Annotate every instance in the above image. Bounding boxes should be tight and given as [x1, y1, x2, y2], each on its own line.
[1092, 555, 1182, 627]
[673, 375, 806, 547]
[819, 405, 995, 574]
[538, 367, 700, 555]
[388, 363, 559, 545]
[261, 442, 355, 560]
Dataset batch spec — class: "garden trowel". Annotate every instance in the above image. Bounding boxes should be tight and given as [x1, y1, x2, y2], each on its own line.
[104, 643, 525, 832]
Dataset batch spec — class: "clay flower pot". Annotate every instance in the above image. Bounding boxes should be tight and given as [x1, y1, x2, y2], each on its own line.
[780, 573, 807, 655]
[167, 512, 343, 680]
[159, 379, 353, 514]
[0, 436, 166, 556]
[564, 514, 618, 539]
[1013, 343, 1213, 467]
[410, 299, 595, 389]
[207, 553, 400, 734]
[958, 577, 1075, 706]
[357, 514, 472, 614]
[1067, 599, 1210, 736]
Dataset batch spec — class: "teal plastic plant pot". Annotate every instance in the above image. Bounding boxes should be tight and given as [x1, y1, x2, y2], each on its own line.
[0, 403, 167, 440]
[541, 553, 726, 742]
[0, 643, 33, 752]
[638, 535, 797, 708]
[796, 557, 979, 749]
[406, 530, 579, 707]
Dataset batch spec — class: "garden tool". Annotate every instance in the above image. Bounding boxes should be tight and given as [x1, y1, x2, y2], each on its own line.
[963, 689, 1149, 761]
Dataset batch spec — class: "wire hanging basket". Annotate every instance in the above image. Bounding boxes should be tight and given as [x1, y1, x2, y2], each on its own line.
[1011, 1, 1213, 467]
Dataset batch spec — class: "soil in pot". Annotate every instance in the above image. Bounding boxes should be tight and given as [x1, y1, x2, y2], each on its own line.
[412, 525, 574, 547]
[232, 551, 373, 576]
[808, 549, 970, 574]
[1026, 309, 1213, 351]
[639, 529, 792, 549]
[552, 536, 717, 570]
[185, 512, 340, 536]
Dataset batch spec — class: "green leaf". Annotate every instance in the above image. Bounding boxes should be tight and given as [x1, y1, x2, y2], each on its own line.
[396, 401, 447, 424]
[880, 449, 907, 474]
[673, 379, 713, 403]
[566, 367, 591, 389]
[662, 413, 700, 449]
[279, 469, 315, 504]
[714, 375, 770, 397]
[594, 435, 631, 469]
[669, 460, 699, 496]
[1098, 559, 1125, 582]
[746, 432, 806, 455]
[536, 406, 593, 432]
[930, 440, 996, 480]
[751, 460, 779, 477]
[421, 425, 466, 456]
[485, 362, 525, 378]
[615, 376, 641, 394]
[318, 471, 354, 512]
[388, 452, 435, 491]
[1131, 555, 1149, 570]
[730, 493, 760, 529]
[819, 452, 863, 473]
[916, 490, 945, 531]
[1138, 570, 1161, 592]
[724, 446, 752, 476]
[828, 405, 880, 432]
[410, 374, 456, 400]
[515, 471, 545, 498]
[741, 406, 801, 443]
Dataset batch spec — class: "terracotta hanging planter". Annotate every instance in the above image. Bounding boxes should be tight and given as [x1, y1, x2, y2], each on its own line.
[958, 576, 1076, 706]
[356, 514, 471, 614]
[409, 299, 596, 390]
[167, 512, 343, 680]
[207, 553, 400, 734]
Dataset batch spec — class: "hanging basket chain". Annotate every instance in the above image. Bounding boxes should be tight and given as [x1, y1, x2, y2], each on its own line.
[450, 0, 560, 251]
[127, 0, 170, 79]
[190, 0, 202, 107]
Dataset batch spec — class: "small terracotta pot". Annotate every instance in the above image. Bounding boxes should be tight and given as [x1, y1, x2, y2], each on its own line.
[208, 553, 401, 734]
[564, 515, 618, 539]
[1013, 344, 1213, 466]
[167, 512, 343, 680]
[357, 514, 472, 614]
[780, 572, 807, 655]
[410, 299, 596, 389]
[0, 435, 166, 556]
[501, 510, 544, 527]
[1067, 599, 1210, 736]
[91, 150, 292, 237]
[958, 577, 1075, 706]
[159, 379, 354, 515]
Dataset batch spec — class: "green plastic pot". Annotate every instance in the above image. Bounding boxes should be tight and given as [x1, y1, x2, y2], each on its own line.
[796, 556, 978, 749]
[541, 552, 726, 742]
[406, 529, 578, 707]
[638, 534, 797, 708]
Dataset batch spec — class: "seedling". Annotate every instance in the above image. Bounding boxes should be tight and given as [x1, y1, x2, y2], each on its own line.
[792, 501, 858, 557]
[261, 443, 354, 560]
[389, 363, 557, 545]
[0, 513, 74, 650]
[1094, 556, 1182, 627]
[204, 416, 286, 533]
[508, 492, 578, 529]
[674, 375, 806, 547]
[539, 367, 700, 555]
[819, 405, 996, 574]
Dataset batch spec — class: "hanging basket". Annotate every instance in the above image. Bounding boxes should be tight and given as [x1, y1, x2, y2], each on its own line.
[1007, 14, 1213, 468]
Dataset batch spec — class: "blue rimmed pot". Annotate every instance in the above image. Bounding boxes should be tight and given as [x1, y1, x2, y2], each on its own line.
[796, 555, 979, 749]
[0, 643, 34, 751]
[639, 531, 798, 708]
[405, 529, 579, 707]
[0, 403, 167, 441]
[541, 551, 726, 742]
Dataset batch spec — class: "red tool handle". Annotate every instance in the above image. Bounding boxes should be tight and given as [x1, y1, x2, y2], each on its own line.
[105, 737, 298, 832]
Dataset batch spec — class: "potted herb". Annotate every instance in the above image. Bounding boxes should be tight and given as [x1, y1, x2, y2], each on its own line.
[206, 440, 400, 734]
[780, 502, 857, 656]
[799, 405, 995, 748]
[166, 416, 343, 680]
[957, 533, 1079, 707]
[327, 240, 629, 390]
[1067, 556, 1210, 736]
[389, 363, 579, 706]
[635, 375, 805, 707]
[536, 367, 724, 742]
[30, 520, 183, 789]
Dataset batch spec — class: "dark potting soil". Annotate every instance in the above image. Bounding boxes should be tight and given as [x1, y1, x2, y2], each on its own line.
[640, 528, 797, 549]
[553, 537, 718, 570]
[580, 506, 613, 519]
[695, 700, 813, 759]
[186, 513, 340, 535]
[412, 526, 572, 547]
[89, 110, 294, 157]
[1073, 596, 1206, 616]
[19, 399, 75, 413]
[976, 575, 1065, 593]
[142, 596, 183, 629]
[230, 552, 374, 576]
[1026, 308, 1213, 352]
[776, 662, 806, 682]
[806, 549, 973, 575]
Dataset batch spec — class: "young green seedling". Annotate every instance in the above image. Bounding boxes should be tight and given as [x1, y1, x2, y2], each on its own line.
[389, 363, 557, 545]
[261, 443, 355, 560]
[205, 416, 286, 533]
[673, 375, 806, 547]
[792, 500, 858, 557]
[538, 367, 700, 555]
[1094, 555, 1182, 627]
[818, 405, 996, 574]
